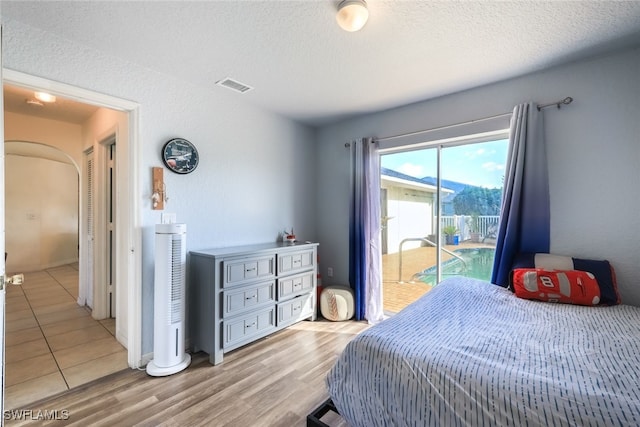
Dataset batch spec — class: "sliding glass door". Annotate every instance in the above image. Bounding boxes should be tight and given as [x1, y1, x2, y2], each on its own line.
[380, 136, 508, 314]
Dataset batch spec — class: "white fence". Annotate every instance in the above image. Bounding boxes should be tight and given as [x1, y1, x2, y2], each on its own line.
[441, 215, 500, 242]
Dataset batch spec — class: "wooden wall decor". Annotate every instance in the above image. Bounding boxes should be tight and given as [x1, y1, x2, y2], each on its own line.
[152, 167, 165, 210]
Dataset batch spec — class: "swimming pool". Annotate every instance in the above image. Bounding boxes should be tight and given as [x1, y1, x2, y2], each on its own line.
[415, 247, 495, 286]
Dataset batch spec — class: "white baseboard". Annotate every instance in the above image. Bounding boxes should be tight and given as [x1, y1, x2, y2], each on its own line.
[8, 258, 79, 274]
[140, 352, 153, 368]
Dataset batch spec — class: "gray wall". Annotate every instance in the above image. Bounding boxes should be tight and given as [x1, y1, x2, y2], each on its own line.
[3, 19, 318, 354]
[316, 47, 640, 306]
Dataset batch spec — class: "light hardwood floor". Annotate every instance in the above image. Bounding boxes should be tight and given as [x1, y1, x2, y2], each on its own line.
[3, 246, 488, 422]
[5, 264, 128, 410]
[5, 319, 369, 426]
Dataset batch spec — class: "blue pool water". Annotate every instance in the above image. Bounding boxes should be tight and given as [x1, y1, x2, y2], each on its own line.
[416, 247, 495, 286]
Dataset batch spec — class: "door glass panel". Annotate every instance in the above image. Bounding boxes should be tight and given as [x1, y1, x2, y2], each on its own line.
[437, 140, 507, 285]
[380, 138, 508, 314]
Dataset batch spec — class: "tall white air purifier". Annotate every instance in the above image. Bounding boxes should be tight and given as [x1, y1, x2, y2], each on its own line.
[146, 223, 191, 376]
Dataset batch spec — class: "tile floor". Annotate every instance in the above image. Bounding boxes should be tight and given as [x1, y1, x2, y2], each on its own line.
[4, 263, 129, 410]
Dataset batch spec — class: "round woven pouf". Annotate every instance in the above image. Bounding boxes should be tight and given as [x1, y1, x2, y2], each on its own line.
[320, 285, 355, 321]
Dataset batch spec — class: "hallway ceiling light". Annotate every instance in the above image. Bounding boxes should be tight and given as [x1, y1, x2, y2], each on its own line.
[34, 91, 56, 103]
[336, 0, 369, 32]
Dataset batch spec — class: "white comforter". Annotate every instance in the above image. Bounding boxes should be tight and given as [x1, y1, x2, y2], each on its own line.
[326, 277, 640, 426]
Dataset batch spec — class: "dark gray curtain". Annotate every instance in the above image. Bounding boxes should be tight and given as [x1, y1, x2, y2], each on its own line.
[491, 103, 550, 287]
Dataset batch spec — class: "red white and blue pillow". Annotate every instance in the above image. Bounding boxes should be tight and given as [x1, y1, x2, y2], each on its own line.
[510, 253, 619, 306]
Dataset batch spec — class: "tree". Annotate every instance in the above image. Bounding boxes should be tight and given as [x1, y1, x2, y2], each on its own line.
[452, 186, 502, 215]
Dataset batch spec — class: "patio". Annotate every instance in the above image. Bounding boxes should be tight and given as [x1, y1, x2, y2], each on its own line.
[382, 241, 494, 313]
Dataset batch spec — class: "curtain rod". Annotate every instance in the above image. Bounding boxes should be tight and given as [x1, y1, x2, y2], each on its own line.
[536, 96, 573, 111]
[344, 96, 574, 146]
[374, 111, 512, 143]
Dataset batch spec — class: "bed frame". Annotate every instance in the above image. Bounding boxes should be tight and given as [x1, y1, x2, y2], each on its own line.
[306, 398, 339, 427]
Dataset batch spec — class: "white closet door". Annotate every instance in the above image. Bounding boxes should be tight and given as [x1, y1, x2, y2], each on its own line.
[86, 150, 95, 308]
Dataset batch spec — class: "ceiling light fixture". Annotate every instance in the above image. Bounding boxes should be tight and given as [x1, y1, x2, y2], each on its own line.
[26, 99, 44, 107]
[336, 0, 369, 32]
[34, 91, 56, 103]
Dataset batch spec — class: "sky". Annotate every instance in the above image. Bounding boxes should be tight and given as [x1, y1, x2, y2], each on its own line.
[381, 139, 509, 189]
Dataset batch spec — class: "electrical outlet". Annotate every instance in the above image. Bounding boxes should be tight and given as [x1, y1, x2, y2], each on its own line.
[327, 267, 333, 278]
[161, 213, 176, 224]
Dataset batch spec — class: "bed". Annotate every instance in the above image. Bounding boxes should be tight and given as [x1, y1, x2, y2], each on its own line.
[324, 277, 640, 426]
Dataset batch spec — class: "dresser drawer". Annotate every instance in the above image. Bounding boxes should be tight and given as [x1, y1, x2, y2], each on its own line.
[278, 249, 314, 275]
[223, 280, 275, 317]
[277, 293, 314, 327]
[224, 255, 275, 287]
[278, 271, 314, 301]
[224, 306, 276, 349]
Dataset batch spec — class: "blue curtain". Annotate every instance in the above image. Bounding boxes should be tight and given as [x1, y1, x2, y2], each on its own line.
[491, 103, 550, 287]
[349, 138, 384, 323]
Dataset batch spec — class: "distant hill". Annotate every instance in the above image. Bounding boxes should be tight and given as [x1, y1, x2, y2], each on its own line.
[380, 169, 464, 192]
[421, 177, 470, 215]
[420, 176, 469, 194]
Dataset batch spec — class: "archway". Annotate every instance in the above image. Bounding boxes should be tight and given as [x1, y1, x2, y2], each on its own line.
[5, 141, 79, 274]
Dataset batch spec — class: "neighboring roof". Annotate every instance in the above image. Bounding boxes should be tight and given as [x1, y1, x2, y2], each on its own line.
[382, 167, 429, 185]
[381, 167, 454, 194]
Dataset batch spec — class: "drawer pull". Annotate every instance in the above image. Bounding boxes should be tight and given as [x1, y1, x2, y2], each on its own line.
[245, 267, 256, 272]
[246, 322, 256, 328]
[246, 295, 256, 300]
[293, 307, 299, 311]
[293, 260, 301, 264]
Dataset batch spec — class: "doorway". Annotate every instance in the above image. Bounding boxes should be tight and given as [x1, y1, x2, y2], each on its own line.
[3, 140, 127, 409]
[87, 136, 119, 321]
[2, 70, 142, 407]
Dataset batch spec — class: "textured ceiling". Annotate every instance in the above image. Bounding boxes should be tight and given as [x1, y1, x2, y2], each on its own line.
[3, 1, 640, 126]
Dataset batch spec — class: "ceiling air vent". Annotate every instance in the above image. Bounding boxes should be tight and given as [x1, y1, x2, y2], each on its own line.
[215, 77, 254, 94]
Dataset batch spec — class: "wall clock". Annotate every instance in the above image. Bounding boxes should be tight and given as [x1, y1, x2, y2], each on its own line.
[162, 138, 199, 174]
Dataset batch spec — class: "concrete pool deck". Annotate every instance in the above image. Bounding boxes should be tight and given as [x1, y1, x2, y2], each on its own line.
[382, 241, 495, 313]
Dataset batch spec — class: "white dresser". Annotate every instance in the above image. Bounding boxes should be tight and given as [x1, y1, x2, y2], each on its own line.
[189, 241, 318, 365]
